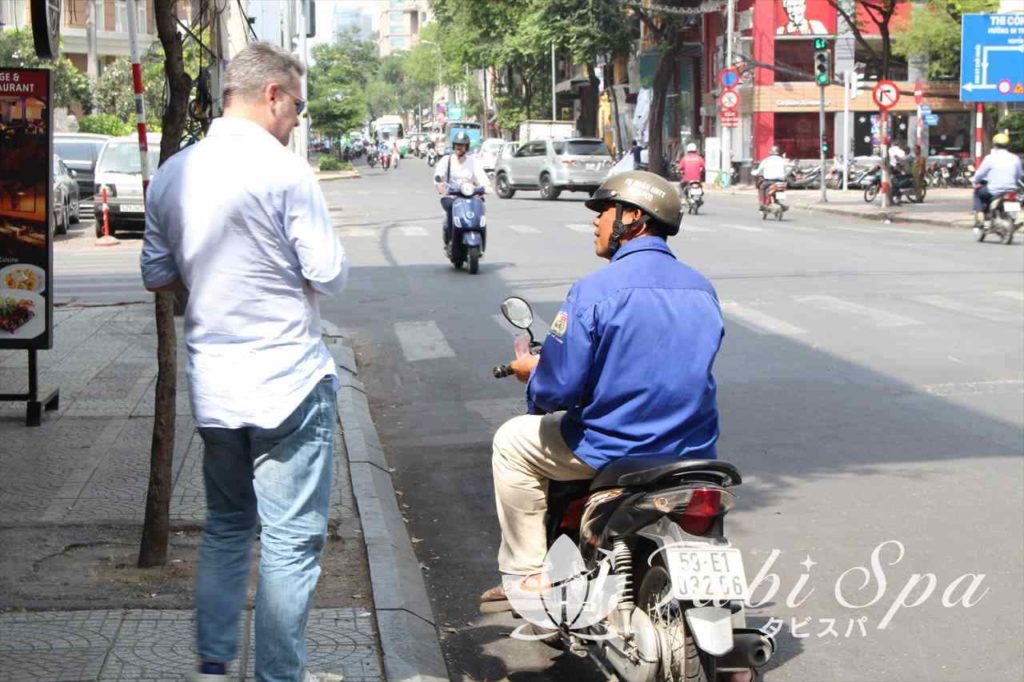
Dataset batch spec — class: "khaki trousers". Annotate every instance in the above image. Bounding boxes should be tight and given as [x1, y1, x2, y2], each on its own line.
[491, 412, 596, 575]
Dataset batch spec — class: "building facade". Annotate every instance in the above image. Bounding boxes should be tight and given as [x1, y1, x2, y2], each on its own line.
[377, 0, 429, 57]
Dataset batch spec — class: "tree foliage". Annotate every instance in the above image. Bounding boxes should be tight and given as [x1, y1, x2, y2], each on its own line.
[0, 30, 91, 110]
[892, 0, 999, 80]
[93, 57, 136, 122]
[308, 32, 377, 137]
[826, 0, 903, 79]
[996, 112, 1024, 155]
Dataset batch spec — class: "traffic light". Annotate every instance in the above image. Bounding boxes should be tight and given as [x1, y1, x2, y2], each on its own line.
[814, 39, 830, 87]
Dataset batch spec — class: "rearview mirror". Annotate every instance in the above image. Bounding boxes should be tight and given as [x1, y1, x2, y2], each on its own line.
[500, 296, 533, 330]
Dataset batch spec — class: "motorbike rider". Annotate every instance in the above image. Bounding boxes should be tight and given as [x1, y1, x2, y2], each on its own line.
[677, 142, 705, 184]
[434, 131, 491, 247]
[753, 145, 788, 205]
[973, 132, 1023, 224]
[480, 170, 724, 606]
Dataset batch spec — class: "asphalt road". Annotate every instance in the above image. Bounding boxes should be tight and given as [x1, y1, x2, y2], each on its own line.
[50, 159, 1024, 681]
[319, 159, 1023, 682]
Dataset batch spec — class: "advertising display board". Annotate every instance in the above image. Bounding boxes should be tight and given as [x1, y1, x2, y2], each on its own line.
[0, 68, 53, 351]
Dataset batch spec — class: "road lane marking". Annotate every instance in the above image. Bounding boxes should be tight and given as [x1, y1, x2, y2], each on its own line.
[681, 224, 714, 233]
[393, 321, 455, 362]
[995, 290, 1024, 302]
[720, 301, 806, 336]
[922, 379, 1024, 397]
[721, 223, 766, 232]
[398, 225, 428, 237]
[913, 294, 1018, 323]
[339, 227, 377, 238]
[566, 223, 594, 233]
[795, 295, 922, 327]
[508, 224, 540, 234]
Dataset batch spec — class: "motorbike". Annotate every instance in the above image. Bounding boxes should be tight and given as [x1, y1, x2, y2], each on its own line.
[379, 148, 392, 171]
[682, 181, 705, 215]
[786, 162, 821, 190]
[444, 181, 487, 274]
[492, 296, 776, 682]
[975, 181, 1022, 245]
[366, 147, 378, 169]
[862, 169, 925, 204]
[427, 144, 439, 168]
[759, 181, 788, 221]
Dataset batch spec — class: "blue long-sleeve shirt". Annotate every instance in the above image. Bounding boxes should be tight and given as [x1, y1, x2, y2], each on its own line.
[526, 236, 724, 469]
[974, 149, 1023, 194]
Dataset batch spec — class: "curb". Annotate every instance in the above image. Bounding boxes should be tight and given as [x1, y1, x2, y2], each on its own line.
[317, 170, 361, 182]
[714, 187, 973, 229]
[323, 325, 448, 682]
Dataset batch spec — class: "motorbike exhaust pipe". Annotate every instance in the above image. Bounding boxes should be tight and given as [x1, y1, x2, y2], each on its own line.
[716, 630, 776, 670]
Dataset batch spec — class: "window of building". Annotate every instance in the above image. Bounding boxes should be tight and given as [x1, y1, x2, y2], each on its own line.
[774, 113, 833, 159]
[115, 0, 128, 32]
[390, 36, 407, 48]
[773, 39, 820, 83]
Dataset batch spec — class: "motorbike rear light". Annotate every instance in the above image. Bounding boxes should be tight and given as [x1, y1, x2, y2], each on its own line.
[559, 496, 588, 531]
[636, 486, 735, 536]
[1005, 192, 1018, 201]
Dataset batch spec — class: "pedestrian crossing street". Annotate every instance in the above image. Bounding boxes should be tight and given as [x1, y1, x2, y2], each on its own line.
[390, 288, 1023, 362]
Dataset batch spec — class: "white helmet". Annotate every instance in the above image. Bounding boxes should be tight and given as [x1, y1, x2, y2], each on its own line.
[686, 143, 697, 153]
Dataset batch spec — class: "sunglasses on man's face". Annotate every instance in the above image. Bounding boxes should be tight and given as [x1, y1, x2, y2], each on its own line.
[278, 88, 306, 116]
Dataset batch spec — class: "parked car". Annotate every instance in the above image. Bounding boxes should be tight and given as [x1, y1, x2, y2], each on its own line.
[493, 137, 613, 200]
[477, 138, 506, 175]
[54, 133, 111, 202]
[92, 134, 161, 237]
[52, 154, 81, 235]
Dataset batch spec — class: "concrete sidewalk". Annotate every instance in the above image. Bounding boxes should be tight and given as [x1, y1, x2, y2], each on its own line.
[0, 304, 413, 681]
[715, 185, 976, 228]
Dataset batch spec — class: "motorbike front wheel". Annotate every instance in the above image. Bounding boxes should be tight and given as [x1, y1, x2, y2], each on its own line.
[468, 247, 481, 274]
[638, 565, 715, 682]
[864, 185, 879, 203]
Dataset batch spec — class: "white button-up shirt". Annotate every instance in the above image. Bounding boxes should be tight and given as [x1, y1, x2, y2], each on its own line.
[141, 117, 348, 429]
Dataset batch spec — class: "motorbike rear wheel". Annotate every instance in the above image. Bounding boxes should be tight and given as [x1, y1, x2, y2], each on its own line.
[864, 185, 879, 203]
[638, 565, 715, 682]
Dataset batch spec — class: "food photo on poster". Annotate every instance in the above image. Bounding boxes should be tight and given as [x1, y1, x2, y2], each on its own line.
[0, 68, 52, 348]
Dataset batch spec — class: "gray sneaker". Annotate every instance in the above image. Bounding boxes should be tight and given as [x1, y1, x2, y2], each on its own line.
[304, 673, 344, 682]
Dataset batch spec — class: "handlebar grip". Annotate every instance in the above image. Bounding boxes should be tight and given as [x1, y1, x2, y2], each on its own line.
[493, 364, 514, 379]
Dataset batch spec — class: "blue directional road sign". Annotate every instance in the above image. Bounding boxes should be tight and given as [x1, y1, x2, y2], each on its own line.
[924, 114, 940, 126]
[960, 13, 1024, 102]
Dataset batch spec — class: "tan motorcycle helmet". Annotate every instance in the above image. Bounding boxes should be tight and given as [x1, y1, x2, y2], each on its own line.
[585, 170, 682, 237]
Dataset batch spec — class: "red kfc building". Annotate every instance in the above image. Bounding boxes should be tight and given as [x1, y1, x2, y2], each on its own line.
[701, 0, 973, 168]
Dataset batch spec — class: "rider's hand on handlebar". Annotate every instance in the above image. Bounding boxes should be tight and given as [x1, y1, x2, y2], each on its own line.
[435, 183, 447, 195]
[511, 354, 540, 383]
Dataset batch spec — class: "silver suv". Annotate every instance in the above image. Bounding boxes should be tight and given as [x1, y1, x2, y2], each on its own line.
[494, 137, 613, 200]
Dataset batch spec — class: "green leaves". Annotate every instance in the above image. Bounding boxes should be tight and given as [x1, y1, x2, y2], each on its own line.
[0, 30, 91, 110]
[891, 0, 999, 80]
[308, 33, 378, 137]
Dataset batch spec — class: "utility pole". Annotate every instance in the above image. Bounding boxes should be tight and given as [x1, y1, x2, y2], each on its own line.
[550, 43, 557, 120]
[722, 0, 734, 187]
[86, 0, 98, 85]
[297, 0, 309, 162]
[842, 69, 853, 192]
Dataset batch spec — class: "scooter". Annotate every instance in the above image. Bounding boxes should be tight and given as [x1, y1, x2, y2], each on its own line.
[759, 181, 788, 221]
[427, 145, 439, 167]
[682, 181, 704, 215]
[975, 181, 1022, 245]
[380, 149, 392, 171]
[444, 181, 487, 274]
[862, 170, 924, 204]
[786, 162, 821, 190]
[492, 296, 775, 682]
[366, 148, 378, 168]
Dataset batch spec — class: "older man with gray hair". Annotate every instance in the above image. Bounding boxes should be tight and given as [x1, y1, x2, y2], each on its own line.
[141, 42, 347, 682]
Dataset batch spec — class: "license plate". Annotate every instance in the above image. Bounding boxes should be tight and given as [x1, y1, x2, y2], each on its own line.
[586, 163, 598, 170]
[1005, 202, 1020, 212]
[120, 203, 144, 213]
[691, 189, 703, 196]
[776, 192, 787, 201]
[667, 546, 748, 601]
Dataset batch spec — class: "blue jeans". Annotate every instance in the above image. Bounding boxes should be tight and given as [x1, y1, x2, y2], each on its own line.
[195, 376, 336, 682]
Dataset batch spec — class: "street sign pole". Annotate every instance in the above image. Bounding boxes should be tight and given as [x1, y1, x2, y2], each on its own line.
[975, 103, 984, 167]
[881, 111, 889, 210]
[842, 70, 850, 192]
[722, 0, 735, 188]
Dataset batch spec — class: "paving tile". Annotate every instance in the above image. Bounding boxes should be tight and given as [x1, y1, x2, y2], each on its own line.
[0, 610, 122, 682]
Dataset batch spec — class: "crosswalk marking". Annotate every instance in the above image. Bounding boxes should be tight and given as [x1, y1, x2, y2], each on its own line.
[340, 227, 377, 238]
[795, 295, 922, 327]
[507, 224, 540, 234]
[720, 301, 807, 336]
[913, 294, 1018, 323]
[995, 290, 1024, 302]
[393, 321, 455, 362]
[566, 223, 594, 233]
[722, 223, 766, 233]
[398, 226, 428, 237]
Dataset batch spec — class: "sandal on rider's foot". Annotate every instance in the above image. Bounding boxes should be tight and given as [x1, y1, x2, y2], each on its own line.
[479, 584, 512, 613]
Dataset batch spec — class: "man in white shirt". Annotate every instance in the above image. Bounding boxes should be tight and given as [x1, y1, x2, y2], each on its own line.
[434, 131, 491, 248]
[140, 42, 346, 682]
[753, 146, 788, 205]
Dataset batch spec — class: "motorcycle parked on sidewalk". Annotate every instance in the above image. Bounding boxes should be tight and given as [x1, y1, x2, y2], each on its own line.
[862, 169, 925, 204]
[759, 181, 788, 221]
[786, 162, 821, 190]
[682, 181, 705, 215]
[444, 181, 487, 274]
[492, 296, 776, 682]
[974, 181, 1022, 245]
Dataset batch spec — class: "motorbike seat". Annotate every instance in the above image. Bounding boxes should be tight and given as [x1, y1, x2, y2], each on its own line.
[589, 455, 741, 491]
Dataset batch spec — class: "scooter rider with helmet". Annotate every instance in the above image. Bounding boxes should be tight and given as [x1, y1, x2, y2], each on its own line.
[753, 145, 788, 206]
[434, 131, 491, 248]
[480, 170, 725, 608]
[678, 142, 706, 183]
[973, 132, 1022, 226]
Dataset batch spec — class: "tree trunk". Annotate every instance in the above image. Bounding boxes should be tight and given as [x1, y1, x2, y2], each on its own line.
[139, 0, 191, 569]
[648, 41, 681, 178]
[577, 63, 600, 138]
